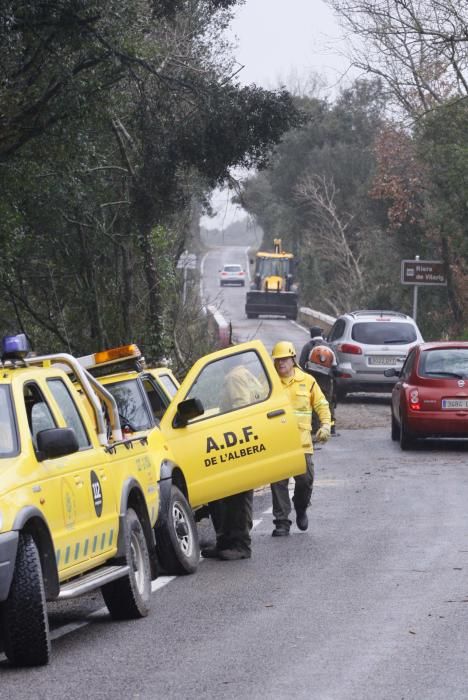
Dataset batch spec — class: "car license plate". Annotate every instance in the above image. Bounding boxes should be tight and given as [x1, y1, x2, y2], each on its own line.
[442, 398, 468, 410]
[368, 356, 399, 366]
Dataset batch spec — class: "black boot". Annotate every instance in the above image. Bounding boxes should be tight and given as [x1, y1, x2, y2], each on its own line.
[218, 548, 251, 560]
[272, 519, 290, 537]
[201, 546, 220, 559]
[295, 509, 309, 531]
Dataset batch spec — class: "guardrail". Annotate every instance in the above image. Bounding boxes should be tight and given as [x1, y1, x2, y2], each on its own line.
[206, 305, 232, 348]
[206, 305, 336, 348]
[298, 307, 336, 333]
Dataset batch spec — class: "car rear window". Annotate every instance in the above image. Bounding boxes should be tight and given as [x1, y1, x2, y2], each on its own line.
[223, 265, 242, 272]
[419, 348, 468, 378]
[351, 322, 417, 344]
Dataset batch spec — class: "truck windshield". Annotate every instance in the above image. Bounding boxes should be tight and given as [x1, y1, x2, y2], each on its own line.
[0, 386, 18, 457]
[104, 379, 154, 431]
[256, 258, 291, 277]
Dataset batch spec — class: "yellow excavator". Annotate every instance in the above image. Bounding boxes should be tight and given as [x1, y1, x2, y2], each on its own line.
[245, 239, 298, 320]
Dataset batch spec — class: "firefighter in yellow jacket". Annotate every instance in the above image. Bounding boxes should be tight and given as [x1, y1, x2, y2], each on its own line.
[270, 341, 331, 536]
[202, 356, 265, 560]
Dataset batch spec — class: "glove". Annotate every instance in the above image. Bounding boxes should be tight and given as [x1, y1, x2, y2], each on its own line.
[315, 424, 331, 443]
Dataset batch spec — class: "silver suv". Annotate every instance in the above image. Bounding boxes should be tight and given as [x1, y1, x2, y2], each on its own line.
[327, 310, 424, 398]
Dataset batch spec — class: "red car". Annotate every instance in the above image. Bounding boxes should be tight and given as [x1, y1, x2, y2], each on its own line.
[388, 341, 468, 449]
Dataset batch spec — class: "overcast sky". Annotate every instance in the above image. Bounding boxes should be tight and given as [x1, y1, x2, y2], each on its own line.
[201, 0, 349, 230]
[230, 0, 347, 88]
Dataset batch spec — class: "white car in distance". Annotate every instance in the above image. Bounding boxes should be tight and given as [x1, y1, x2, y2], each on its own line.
[219, 263, 246, 287]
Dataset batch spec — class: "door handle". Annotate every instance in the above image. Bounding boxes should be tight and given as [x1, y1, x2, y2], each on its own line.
[267, 409, 286, 418]
[74, 477, 84, 486]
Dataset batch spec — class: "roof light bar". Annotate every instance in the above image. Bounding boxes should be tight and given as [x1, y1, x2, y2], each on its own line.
[78, 344, 141, 370]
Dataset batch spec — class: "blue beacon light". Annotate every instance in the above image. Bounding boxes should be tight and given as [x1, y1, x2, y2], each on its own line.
[2, 334, 31, 359]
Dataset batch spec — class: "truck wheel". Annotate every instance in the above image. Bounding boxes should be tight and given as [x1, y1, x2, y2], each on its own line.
[1, 533, 51, 666]
[156, 486, 200, 575]
[102, 508, 151, 620]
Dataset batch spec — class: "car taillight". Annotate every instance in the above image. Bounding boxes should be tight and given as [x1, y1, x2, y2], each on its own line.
[239, 271, 244, 275]
[338, 343, 363, 355]
[409, 389, 421, 411]
[221, 272, 227, 275]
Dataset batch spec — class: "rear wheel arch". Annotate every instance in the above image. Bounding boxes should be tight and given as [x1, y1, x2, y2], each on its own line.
[158, 459, 189, 503]
[171, 466, 189, 501]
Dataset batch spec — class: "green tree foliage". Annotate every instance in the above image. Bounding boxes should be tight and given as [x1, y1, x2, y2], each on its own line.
[0, 0, 299, 362]
[240, 80, 409, 317]
[326, 0, 468, 335]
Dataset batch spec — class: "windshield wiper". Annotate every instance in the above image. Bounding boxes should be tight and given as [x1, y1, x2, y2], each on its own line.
[425, 371, 464, 378]
[382, 338, 410, 344]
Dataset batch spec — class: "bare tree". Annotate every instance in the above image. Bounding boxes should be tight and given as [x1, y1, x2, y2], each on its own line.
[327, 0, 468, 116]
[295, 174, 364, 314]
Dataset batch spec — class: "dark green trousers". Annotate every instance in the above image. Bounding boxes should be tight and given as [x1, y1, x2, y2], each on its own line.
[271, 454, 314, 524]
[208, 490, 253, 554]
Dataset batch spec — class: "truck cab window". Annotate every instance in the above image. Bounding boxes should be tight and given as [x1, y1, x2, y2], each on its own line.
[24, 383, 56, 447]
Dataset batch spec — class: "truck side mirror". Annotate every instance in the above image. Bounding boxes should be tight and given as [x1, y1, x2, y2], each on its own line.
[36, 427, 79, 461]
[173, 398, 204, 428]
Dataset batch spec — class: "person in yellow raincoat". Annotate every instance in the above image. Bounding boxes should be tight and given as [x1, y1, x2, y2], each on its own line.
[270, 341, 331, 537]
[201, 356, 264, 560]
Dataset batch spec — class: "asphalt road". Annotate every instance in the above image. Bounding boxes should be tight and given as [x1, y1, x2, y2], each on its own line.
[201, 245, 309, 352]
[1, 245, 467, 698]
[2, 430, 467, 699]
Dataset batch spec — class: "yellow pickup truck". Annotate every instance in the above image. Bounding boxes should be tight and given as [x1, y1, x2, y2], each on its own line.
[79, 340, 307, 577]
[0, 336, 305, 667]
[0, 334, 159, 667]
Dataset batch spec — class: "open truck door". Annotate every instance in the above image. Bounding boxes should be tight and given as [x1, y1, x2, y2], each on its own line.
[159, 340, 305, 508]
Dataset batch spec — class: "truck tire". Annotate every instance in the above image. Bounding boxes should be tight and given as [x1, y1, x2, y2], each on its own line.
[101, 508, 151, 620]
[156, 486, 200, 575]
[1, 533, 51, 666]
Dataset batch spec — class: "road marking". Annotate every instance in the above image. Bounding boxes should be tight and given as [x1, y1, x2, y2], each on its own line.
[0, 516, 267, 659]
[152, 575, 176, 592]
[290, 319, 309, 333]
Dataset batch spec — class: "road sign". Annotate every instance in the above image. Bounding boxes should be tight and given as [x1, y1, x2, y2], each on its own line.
[401, 260, 447, 286]
[176, 252, 197, 270]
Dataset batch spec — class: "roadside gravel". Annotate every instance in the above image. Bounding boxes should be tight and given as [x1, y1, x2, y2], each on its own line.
[335, 393, 392, 431]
